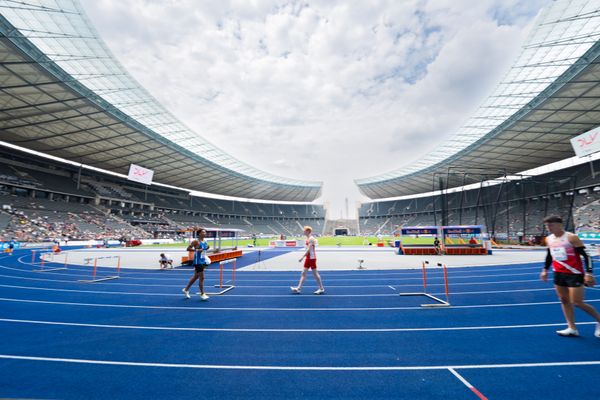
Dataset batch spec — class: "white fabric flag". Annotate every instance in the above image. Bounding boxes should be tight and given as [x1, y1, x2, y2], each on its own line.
[570, 126, 600, 158]
[127, 164, 154, 185]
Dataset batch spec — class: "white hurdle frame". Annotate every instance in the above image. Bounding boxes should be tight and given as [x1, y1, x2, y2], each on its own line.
[32, 250, 69, 272]
[78, 256, 121, 283]
[197, 258, 237, 295]
[398, 260, 450, 307]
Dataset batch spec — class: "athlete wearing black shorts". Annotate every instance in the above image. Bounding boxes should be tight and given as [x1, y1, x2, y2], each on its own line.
[182, 229, 211, 301]
[552, 271, 584, 288]
[194, 262, 208, 273]
[540, 215, 600, 338]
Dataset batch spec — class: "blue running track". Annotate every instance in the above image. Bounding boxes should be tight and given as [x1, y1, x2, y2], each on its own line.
[0, 248, 599, 399]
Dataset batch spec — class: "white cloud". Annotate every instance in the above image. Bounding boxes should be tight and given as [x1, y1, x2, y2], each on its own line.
[81, 0, 550, 217]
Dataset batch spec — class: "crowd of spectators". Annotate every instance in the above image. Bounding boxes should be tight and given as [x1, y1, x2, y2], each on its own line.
[1, 208, 79, 242]
[574, 199, 600, 232]
[0, 206, 152, 243]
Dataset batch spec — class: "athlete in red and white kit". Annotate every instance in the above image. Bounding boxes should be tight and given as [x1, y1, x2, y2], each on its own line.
[291, 226, 325, 295]
[540, 215, 600, 338]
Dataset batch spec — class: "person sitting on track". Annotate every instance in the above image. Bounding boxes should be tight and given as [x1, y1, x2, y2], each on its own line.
[540, 215, 600, 338]
[159, 253, 173, 270]
[291, 226, 325, 295]
[434, 236, 442, 255]
[182, 229, 211, 301]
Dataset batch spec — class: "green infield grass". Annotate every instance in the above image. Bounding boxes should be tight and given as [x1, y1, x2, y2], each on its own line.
[140, 235, 436, 248]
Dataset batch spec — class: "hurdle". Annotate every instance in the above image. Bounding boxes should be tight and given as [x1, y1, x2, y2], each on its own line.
[32, 250, 68, 272]
[78, 256, 121, 283]
[197, 258, 237, 295]
[398, 260, 450, 307]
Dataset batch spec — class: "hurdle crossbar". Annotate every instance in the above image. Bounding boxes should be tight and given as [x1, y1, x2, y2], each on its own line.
[398, 260, 451, 307]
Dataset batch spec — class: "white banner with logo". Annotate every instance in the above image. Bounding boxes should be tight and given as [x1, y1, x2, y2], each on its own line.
[570, 126, 600, 157]
[127, 164, 154, 185]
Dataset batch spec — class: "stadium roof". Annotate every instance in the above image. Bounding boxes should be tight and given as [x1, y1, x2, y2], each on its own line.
[0, 0, 322, 202]
[356, 0, 600, 199]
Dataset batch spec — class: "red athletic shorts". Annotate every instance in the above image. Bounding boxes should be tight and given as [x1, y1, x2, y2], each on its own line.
[304, 258, 317, 269]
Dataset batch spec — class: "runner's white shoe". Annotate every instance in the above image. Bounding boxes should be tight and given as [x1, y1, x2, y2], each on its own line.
[182, 288, 190, 299]
[314, 288, 325, 295]
[200, 293, 209, 301]
[556, 327, 579, 337]
[595, 323, 600, 338]
[290, 287, 301, 294]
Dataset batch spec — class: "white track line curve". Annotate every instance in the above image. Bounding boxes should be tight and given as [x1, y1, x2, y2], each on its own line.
[0, 282, 562, 297]
[0, 318, 595, 333]
[0, 354, 599, 371]
[0, 296, 598, 311]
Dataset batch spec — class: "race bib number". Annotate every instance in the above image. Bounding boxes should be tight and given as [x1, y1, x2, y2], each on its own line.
[551, 247, 568, 261]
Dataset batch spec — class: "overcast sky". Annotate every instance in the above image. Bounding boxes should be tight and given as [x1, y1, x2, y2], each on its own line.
[81, 0, 551, 218]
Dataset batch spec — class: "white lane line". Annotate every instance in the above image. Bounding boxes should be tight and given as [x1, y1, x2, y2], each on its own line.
[0, 270, 551, 288]
[0, 282, 572, 298]
[0, 273, 395, 288]
[448, 368, 488, 400]
[0, 318, 595, 333]
[0, 272, 553, 291]
[0, 283, 399, 298]
[237, 265, 542, 277]
[224, 279, 547, 288]
[0, 273, 250, 288]
[0, 354, 599, 371]
[0, 265, 234, 286]
[124, 271, 538, 282]
[234, 264, 547, 276]
[0, 263, 543, 282]
[431, 287, 555, 296]
[0, 297, 598, 311]
[0, 282, 583, 297]
[0, 283, 566, 297]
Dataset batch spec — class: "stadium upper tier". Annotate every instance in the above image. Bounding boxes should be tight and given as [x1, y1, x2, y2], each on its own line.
[357, 159, 600, 237]
[0, 146, 326, 220]
[356, 0, 600, 199]
[0, 1, 322, 202]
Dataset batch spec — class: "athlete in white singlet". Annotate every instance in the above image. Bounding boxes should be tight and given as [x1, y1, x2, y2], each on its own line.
[291, 226, 325, 295]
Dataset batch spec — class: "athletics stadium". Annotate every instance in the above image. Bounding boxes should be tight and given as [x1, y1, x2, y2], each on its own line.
[0, 0, 599, 399]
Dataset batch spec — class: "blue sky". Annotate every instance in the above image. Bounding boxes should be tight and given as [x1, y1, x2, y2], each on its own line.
[81, 0, 551, 218]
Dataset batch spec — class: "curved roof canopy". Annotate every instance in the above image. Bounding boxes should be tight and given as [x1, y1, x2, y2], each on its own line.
[0, 0, 322, 201]
[356, 0, 600, 199]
